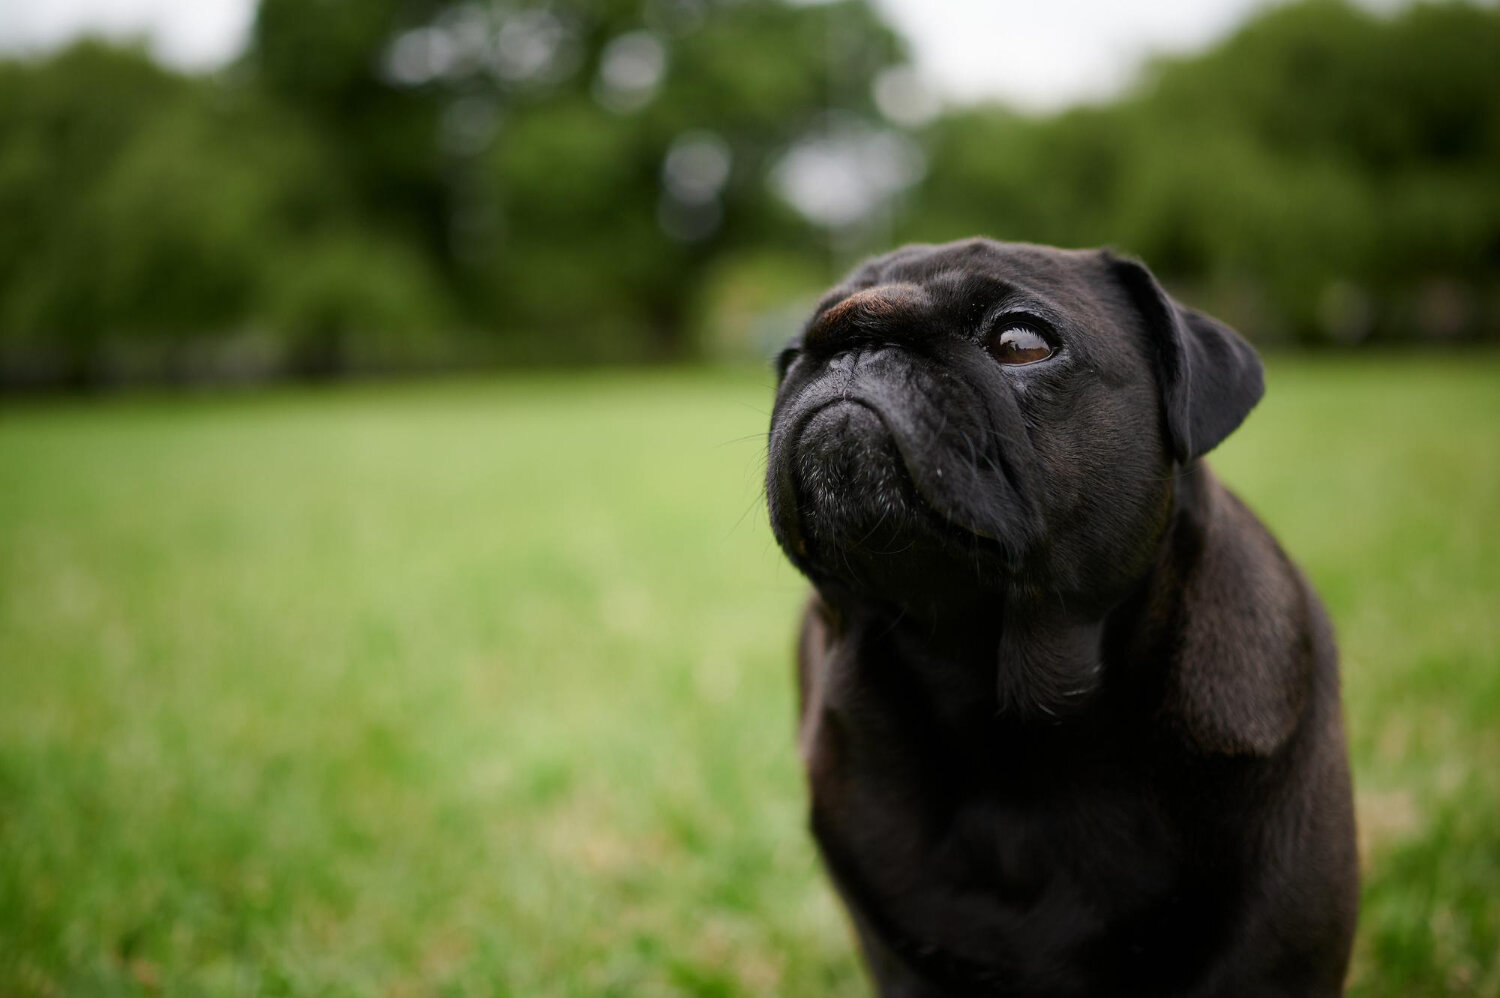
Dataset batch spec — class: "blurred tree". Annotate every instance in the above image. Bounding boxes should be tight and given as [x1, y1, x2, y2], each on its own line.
[247, 0, 905, 360]
[903, 0, 1500, 345]
[0, 42, 189, 377]
[0, 40, 449, 383]
[249, 0, 451, 267]
[2, 0, 1498, 384]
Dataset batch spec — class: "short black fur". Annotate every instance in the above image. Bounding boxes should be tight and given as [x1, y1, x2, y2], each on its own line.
[766, 239, 1358, 997]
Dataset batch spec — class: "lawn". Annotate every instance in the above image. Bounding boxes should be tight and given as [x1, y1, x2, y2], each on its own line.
[2, 357, 1497, 997]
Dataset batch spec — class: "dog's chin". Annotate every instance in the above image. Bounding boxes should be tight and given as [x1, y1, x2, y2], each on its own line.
[774, 400, 1009, 611]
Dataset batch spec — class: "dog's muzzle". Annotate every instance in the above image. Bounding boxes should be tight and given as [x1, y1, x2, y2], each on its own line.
[768, 343, 1045, 595]
[791, 399, 914, 552]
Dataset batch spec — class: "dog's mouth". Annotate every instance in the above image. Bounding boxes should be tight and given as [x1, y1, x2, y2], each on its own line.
[790, 399, 928, 556]
[767, 350, 1043, 599]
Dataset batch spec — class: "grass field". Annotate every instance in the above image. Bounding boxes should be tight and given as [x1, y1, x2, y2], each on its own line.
[2, 357, 1498, 997]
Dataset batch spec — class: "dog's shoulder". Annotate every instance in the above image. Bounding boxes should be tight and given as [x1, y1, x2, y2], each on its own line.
[1164, 468, 1331, 758]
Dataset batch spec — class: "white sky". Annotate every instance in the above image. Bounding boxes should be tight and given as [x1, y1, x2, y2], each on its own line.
[0, 0, 256, 71]
[872, 0, 1276, 110]
[0, 0, 1422, 111]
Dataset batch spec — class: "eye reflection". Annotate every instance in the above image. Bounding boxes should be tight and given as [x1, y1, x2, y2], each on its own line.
[987, 325, 1054, 366]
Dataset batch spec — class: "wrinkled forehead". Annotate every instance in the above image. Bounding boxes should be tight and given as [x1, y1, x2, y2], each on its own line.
[812, 240, 1145, 368]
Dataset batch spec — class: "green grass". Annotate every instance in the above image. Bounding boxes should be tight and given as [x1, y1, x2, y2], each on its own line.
[1, 357, 1497, 997]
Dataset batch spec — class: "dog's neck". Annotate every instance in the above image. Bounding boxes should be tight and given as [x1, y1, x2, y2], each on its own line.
[826, 462, 1216, 735]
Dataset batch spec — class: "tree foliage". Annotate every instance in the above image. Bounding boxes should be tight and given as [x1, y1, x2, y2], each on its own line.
[905, 1, 1500, 344]
[0, 1, 1496, 384]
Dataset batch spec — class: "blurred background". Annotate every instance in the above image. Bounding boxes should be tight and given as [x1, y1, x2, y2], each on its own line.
[1, 0, 1498, 383]
[0, 1, 1497, 995]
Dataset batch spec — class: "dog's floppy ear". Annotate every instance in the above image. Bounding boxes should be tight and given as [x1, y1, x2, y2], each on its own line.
[1106, 253, 1264, 464]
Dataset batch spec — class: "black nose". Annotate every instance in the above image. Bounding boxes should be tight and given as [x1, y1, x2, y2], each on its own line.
[803, 282, 930, 356]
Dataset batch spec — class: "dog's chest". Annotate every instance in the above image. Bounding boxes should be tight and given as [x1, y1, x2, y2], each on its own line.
[803, 691, 1206, 991]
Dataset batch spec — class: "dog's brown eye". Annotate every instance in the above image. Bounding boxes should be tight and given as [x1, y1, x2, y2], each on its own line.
[987, 325, 1054, 366]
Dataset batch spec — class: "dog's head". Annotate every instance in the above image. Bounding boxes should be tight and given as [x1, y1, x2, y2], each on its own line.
[766, 239, 1263, 628]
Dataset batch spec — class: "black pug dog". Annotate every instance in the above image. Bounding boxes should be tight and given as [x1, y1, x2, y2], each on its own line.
[765, 239, 1358, 997]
